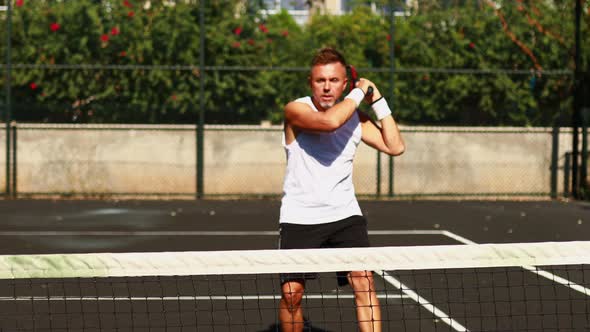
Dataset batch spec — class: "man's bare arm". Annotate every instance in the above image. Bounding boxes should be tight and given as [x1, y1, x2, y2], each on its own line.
[359, 86, 405, 156]
[285, 80, 371, 132]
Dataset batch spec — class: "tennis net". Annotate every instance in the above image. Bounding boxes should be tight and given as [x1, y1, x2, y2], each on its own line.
[1, 241, 589, 331]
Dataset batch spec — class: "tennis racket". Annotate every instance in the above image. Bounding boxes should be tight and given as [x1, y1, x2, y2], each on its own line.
[348, 64, 381, 127]
[347, 65, 373, 96]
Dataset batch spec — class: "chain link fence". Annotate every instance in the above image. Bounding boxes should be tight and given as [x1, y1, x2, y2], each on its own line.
[2, 123, 584, 199]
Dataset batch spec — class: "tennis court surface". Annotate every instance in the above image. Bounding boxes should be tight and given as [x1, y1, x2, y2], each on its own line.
[0, 199, 589, 331]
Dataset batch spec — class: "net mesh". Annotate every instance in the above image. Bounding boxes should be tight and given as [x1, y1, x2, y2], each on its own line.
[1, 242, 589, 331]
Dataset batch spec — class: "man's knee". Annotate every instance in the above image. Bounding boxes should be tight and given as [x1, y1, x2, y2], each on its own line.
[281, 281, 305, 310]
[348, 271, 375, 288]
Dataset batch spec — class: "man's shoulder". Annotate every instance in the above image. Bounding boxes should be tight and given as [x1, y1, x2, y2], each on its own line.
[286, 96, 314, 112]
[291, 96, 311, 104]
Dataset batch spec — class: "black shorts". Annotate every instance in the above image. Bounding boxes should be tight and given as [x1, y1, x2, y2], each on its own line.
[279, 215, 370, 286]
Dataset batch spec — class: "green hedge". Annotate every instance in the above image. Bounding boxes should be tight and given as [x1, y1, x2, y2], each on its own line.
[0, 0, 587, 125]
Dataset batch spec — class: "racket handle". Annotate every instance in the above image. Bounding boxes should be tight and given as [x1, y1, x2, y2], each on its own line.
[367, 86, 374, 95]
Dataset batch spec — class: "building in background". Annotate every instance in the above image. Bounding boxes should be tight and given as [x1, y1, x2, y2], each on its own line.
[262, 0, 416, 24]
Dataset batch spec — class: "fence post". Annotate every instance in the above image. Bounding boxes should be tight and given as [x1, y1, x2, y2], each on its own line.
[550, 125, 559, 199]
[388, 156, 394, 197]
[582, 107, 588, 197]
[564, 152, 571, 198]
[196, 0, 206, 199]
[376, 151, 381, 196]
[571, 0, 582, 199]
[11, 121, 16, 197]
[3, 1, 12, 197]
[388, 0, 396, 198]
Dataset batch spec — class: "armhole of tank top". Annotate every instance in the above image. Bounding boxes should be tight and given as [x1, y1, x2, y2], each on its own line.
[354, 111, 363, 137]
[282, 132, 292, 148]
[283, 97, 311, 148]
[283, 128, 297, 148]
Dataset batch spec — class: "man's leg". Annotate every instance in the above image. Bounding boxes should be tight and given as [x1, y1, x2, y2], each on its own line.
[348, 270, 381, 332]
[279, 280, 305, 332]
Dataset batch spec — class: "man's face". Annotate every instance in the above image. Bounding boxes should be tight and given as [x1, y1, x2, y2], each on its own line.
[309, 62, 348, 111]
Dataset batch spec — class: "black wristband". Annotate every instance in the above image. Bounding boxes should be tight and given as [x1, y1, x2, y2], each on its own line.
[370, 96, 384, 105]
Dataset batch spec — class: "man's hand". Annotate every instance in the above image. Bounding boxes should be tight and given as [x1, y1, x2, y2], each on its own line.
[356, 78, 382, 104]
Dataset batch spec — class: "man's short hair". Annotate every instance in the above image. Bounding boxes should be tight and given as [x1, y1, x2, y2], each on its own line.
[311, 47, 347, 67]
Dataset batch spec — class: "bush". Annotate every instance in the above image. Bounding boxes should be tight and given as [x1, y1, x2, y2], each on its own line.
[0, 0, 586, 125]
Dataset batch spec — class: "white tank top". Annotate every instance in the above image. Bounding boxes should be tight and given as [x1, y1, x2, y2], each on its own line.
[279, 96, 363, 225]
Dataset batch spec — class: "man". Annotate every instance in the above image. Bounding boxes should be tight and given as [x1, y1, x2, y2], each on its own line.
[278, 47, 405, 332]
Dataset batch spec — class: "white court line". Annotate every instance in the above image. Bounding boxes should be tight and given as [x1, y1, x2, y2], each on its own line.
[373, 230, 590, 332]
[1, 294, 407, 301]
[378, 232, 471, 331]
[441, 230, 590, 297]
[0, 230, 447, 236]
[379, 270, 469, 332]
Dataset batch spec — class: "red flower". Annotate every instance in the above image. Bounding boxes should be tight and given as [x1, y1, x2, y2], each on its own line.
[231, 41, 241, 48]
[469, 42, 475, 49]
[258, 24, 268, 33]
[233, 26, 243, 36]
[110, 27, 120, 36]
[16, 0, 24, 7]
[100, 34, 109, 42]
[247, 38, 255, 46]
[127, 11, 135, 18]
[29, 82, 37, 90]
[386, 34, 391, 41]
[267, 38, 273, 44]
[50, 22, 60, 32]
[119, 51, 127, 57]
[123, 0, 133, 8]
[281, 30, 289, 37]
[170, 94, 177, 101]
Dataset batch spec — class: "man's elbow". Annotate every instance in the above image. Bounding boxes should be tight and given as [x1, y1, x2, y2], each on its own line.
[322, 118, 343, 132]
[387, 143, 405, 156]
